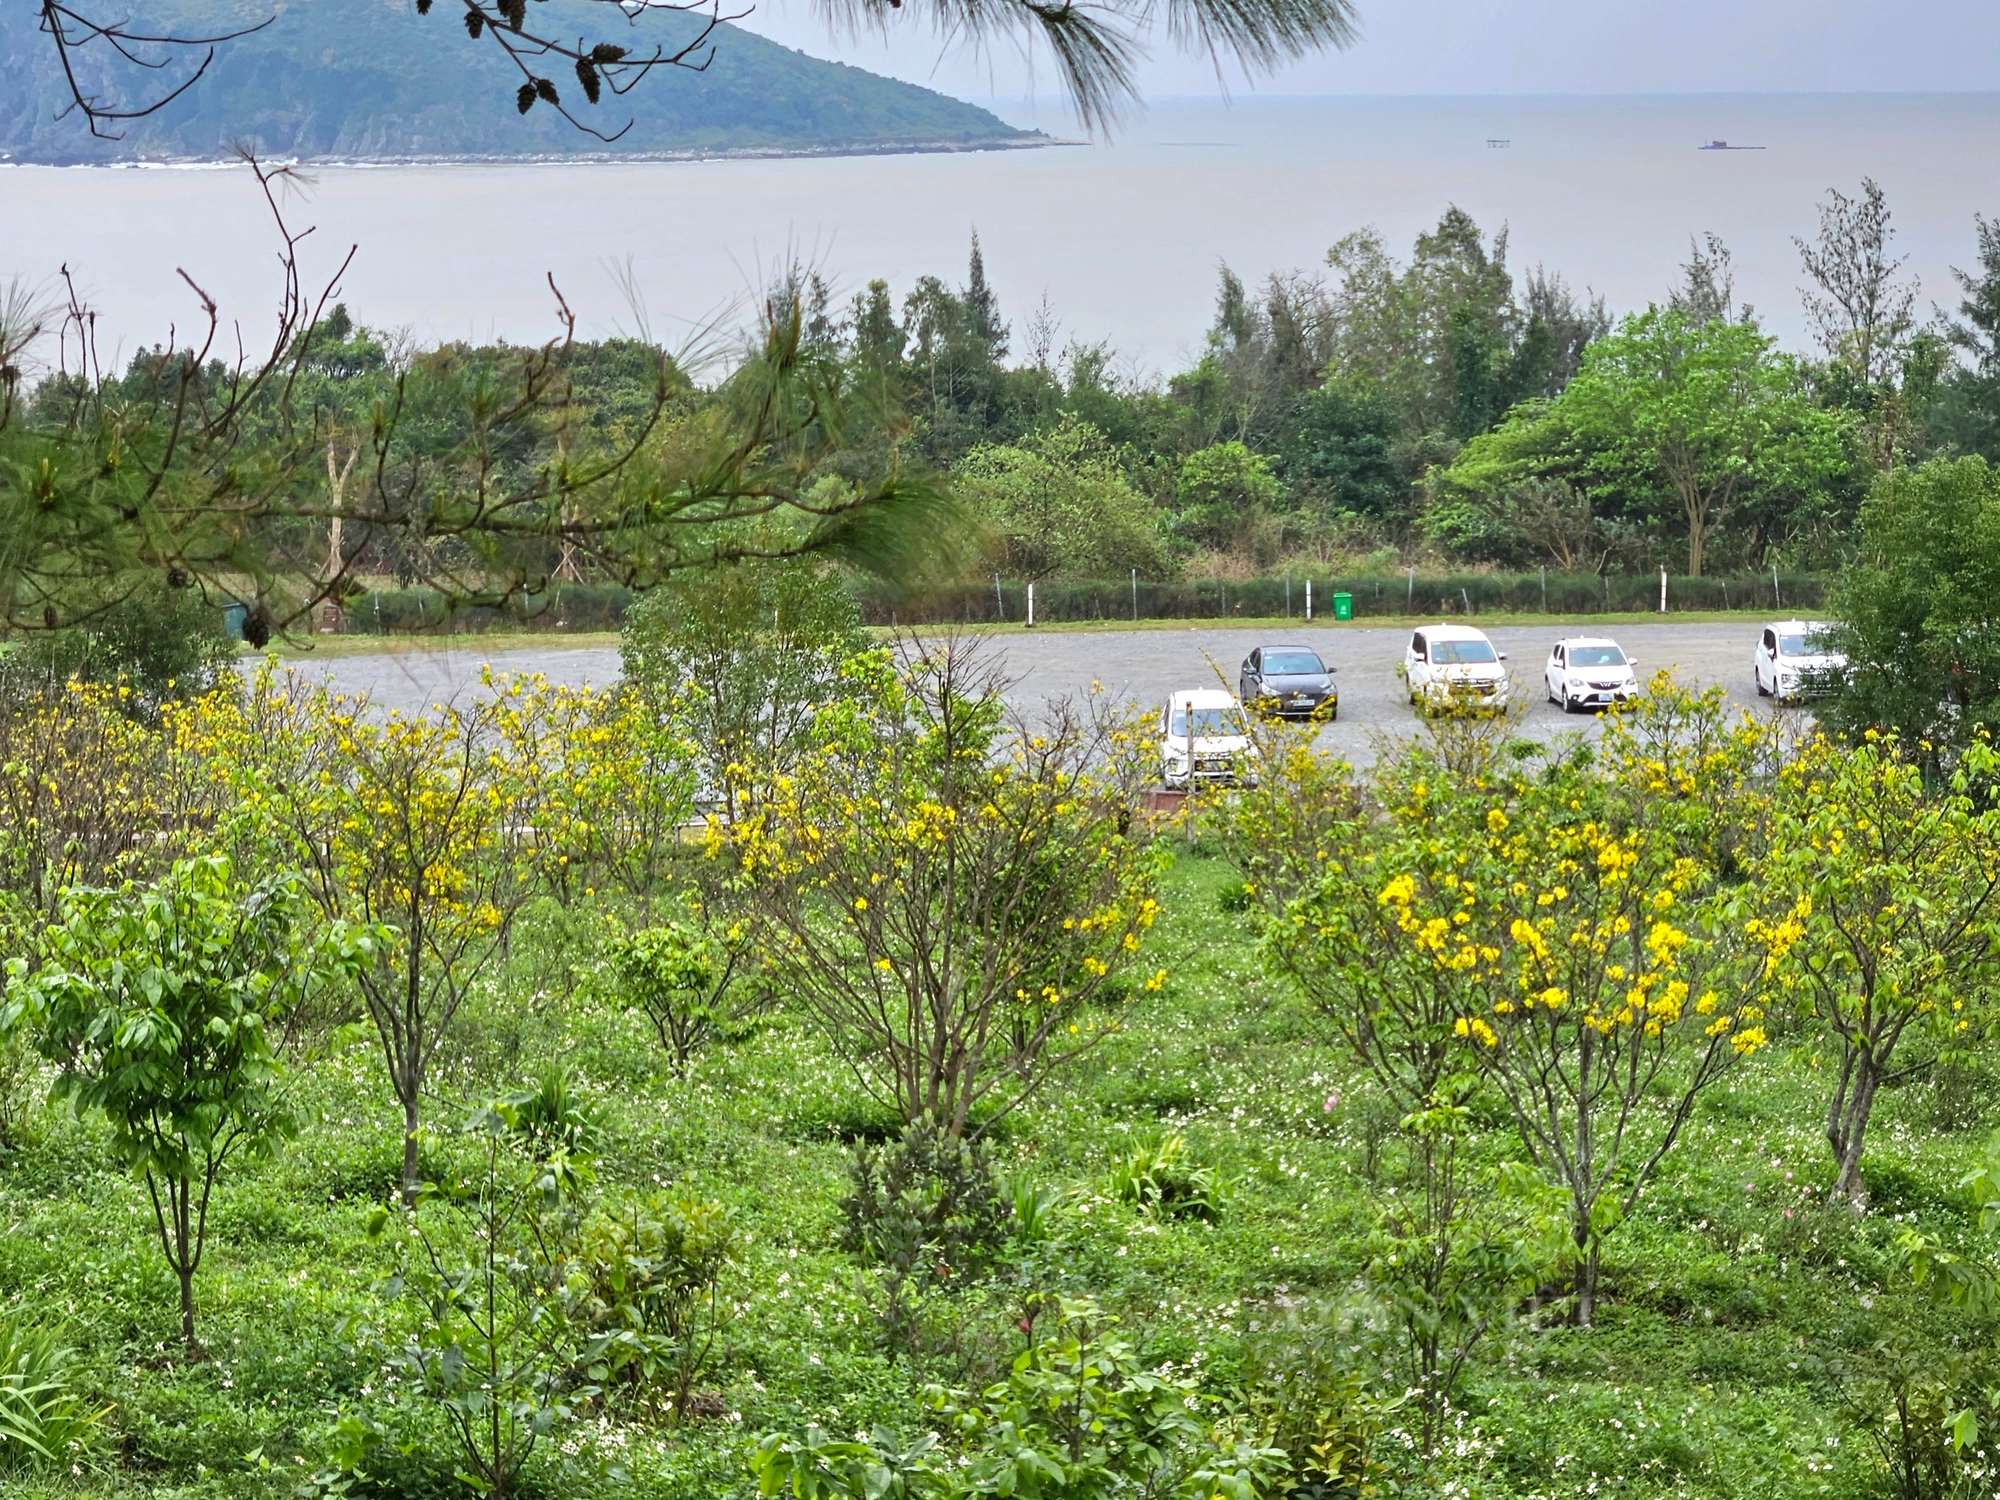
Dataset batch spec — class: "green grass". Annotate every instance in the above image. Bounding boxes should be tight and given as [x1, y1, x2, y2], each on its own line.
[261, 632, 623, 661]
[0, 852, 1992, 1498]
[262, 611, 1776, 661]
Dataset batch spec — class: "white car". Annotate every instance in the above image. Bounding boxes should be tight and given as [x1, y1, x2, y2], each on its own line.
[1753, 620, 1846, 701]
[1404, 624, 1510, 710]
[1545, 637, 1640, 713]
[1160, 689, 1257, 788]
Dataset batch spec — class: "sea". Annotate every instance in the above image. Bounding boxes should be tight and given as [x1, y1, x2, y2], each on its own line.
[4, 92, 1999, 375]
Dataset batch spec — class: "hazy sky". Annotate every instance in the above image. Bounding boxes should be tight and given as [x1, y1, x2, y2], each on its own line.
[732, 0, 2000, 116]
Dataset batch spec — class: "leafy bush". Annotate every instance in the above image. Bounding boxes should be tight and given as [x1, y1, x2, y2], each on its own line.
[572, 1193, 738, 1424]
[753, 1301, 1289, 1500]
[1241, 1300, 1404, 1500]
[841, 1119, 1011, 1358]
[605, 915, 758, 1076]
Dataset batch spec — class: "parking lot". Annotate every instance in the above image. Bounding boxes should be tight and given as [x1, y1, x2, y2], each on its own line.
[285, 619, 1786, 763]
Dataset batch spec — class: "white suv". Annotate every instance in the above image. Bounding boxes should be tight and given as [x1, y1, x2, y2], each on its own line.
[1753, 620, 1846, 701]
[1404, 624, 1510, 710]
[1160, 689, 1257, 788]
[1546, 637, 1639, 713]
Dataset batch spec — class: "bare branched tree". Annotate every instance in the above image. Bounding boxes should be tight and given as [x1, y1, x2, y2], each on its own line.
[1668, 232, 1748, 329]
[1795, 178, 1918, 386]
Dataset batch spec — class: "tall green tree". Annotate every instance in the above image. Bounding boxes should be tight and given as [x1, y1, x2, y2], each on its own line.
[1821, 456, 2000, 750]
[1554, 307, 1853, 575]
[1918, 215, 2000, 462]
[4, 854, 373, 1352]
[958, 416, 1165, 581]
[1172, 441, 1283, 557]
[1276, 385, 1405, 520]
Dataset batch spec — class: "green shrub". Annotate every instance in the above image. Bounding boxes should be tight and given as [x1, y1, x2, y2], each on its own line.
[0, 1314, 106, 1473]
[1104, 1131, 1222, 1221]
[573, 1193, 739, 1423]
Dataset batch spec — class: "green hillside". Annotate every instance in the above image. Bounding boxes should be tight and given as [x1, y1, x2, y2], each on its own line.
[0, 0, 1034, 163]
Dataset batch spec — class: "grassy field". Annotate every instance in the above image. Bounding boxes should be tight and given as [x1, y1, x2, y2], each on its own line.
[0, 847, 1986, 1499]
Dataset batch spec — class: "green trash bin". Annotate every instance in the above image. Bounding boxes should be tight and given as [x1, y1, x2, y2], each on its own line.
[1331, 591, 1353, 622]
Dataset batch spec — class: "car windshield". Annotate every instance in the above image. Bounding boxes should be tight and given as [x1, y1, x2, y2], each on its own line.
[1261, 651, 1325, 676]
[1169, 706, 1247, 736]
[1778, 631, 1832, 657]
[1430, 639, 1497, 665]
[1568, 645, 1626, 667]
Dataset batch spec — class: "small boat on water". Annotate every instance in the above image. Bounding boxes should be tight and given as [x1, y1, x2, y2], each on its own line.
[1698, 139, 1767, 150]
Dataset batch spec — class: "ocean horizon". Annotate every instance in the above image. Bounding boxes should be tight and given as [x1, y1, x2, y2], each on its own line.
[6, 91, 1997, 373]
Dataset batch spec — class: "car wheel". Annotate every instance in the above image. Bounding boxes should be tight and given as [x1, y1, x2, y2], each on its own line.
[1755, 670, 1769, 697]
[1561, 687, 1578, 714]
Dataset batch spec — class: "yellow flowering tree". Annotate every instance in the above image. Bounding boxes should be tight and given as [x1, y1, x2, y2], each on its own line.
[1751, 732, 2000, 1204]
[213, 666, 532, 1201]
[1231, 733, 1489, 1116]
[720, 637, 1163, 1141]
[0, 678, 168, 915]
[1365, 689, 1772, 1326]
[483, 670, 698, 907]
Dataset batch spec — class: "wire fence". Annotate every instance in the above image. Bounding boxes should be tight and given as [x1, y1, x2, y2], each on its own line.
[328, 570, 1829, 636]
[851, 570, 1829, 626]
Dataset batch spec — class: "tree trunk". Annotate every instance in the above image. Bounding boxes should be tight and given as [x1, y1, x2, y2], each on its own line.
[1684, 495, 1707, 578]
[1573, 1227, 1597, 1328]
[1830, 1048, 1879, 1206]
[402, 1090, 422, 1206]
[179, 1261, 198, 1354]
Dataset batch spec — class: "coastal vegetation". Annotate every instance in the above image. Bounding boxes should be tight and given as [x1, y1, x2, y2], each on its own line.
[12, 142, 2000, 1500]
[0, 631, 1998, 1499]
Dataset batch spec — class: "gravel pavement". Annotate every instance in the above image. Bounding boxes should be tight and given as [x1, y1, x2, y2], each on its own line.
[271, 620, 1791, 762]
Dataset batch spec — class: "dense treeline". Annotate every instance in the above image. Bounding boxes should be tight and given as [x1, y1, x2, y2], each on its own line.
[726, 185, 2000, 585]
[11, 177, 2000, 643]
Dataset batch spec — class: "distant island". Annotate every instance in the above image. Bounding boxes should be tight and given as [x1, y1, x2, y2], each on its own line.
[0, 0, 1039, 164]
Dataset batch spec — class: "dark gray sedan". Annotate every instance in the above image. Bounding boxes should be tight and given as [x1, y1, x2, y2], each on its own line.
[1238, 645, 1338, 720]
